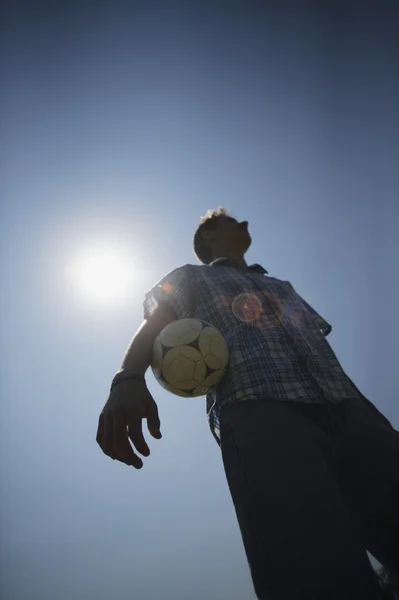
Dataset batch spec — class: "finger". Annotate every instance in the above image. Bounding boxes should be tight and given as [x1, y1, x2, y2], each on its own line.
[98, 412, 117, 460]
[113, 416, 143, 469]
[146, 402, 162, 439]
[128, 420, 150, 457]
[96, 413, 104, 446]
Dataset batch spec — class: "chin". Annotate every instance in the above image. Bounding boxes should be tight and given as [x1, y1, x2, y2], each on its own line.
[235, 231, 251, 253]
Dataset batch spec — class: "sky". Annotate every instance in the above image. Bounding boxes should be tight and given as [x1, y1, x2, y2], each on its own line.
[1, 2, 398, 599]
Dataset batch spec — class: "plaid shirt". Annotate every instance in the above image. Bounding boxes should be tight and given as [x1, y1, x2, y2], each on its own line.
[144, 258, 361, 444]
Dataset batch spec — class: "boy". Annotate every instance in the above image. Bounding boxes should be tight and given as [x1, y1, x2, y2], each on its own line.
[97, 208, 399, 600]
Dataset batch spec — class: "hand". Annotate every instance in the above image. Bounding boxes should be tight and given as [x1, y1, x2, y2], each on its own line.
[96, 379, 162, 469]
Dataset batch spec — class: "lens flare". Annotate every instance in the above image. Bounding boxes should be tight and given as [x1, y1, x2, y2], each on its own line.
[232, 293, 263, 323]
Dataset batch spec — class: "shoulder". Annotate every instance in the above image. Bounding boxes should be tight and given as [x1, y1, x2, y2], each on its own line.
[169, 263, 211, 278]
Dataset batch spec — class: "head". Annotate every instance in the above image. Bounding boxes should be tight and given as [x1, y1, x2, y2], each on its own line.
[193, 207, 252, 265]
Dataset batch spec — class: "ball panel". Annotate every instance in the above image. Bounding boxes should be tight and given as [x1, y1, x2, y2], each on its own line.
[168, 386, 191, 398]
[171, 355, 196, 382]
[194, 359, 207, 383]
[202, 368, 227, 389]
[162, 345, 203, 368]
[162, 346, 204, 389]
[198, 327, 229, 369]
[151, 337, 164, 378]
[156, 377, 191, 397]
[192, 369, 226, 396]
[160, 318, 203, 347]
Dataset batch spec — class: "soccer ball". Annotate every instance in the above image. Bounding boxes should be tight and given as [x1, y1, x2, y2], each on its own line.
[151, 318, 229, 397]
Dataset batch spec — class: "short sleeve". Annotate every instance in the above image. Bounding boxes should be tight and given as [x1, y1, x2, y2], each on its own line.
[293, 289, 332, 337]
[143, 265, 194, 321]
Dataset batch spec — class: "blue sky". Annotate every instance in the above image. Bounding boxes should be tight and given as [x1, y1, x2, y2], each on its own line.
[1, 3, 398, 599]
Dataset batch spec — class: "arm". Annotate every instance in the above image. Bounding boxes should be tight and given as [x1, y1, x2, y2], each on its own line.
[97, 263, 192, 468]
[96, 303, 178, 469]
[118, 303, 178, 375]
[292, 287, 332, 337]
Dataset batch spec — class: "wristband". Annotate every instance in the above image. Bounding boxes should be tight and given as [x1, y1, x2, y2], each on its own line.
[110, 372, 145, 392]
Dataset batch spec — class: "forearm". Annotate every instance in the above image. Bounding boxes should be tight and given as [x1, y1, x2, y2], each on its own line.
[119, 305, 177, 375]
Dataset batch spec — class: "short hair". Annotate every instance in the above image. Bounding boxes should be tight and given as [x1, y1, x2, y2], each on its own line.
[193, 207, 233, 265]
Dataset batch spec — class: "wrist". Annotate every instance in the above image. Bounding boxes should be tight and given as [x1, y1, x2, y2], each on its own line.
[110, 372, 145, 392]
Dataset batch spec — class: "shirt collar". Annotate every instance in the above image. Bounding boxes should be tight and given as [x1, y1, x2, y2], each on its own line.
[209, 257, 268, 275]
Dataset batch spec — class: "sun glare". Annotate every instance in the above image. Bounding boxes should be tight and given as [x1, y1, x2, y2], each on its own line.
[67, 244, 135, 306]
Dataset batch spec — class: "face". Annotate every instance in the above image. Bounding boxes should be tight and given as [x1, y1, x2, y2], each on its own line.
[204, 216, 252, 255]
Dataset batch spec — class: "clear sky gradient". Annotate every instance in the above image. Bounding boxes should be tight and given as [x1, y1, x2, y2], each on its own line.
[1, 2, 398, 599]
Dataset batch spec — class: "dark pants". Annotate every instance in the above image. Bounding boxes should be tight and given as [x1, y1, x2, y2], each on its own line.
[220, 398, 399, 600]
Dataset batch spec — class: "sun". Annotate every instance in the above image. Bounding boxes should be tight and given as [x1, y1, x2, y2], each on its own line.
[67, 244, 135, 306]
